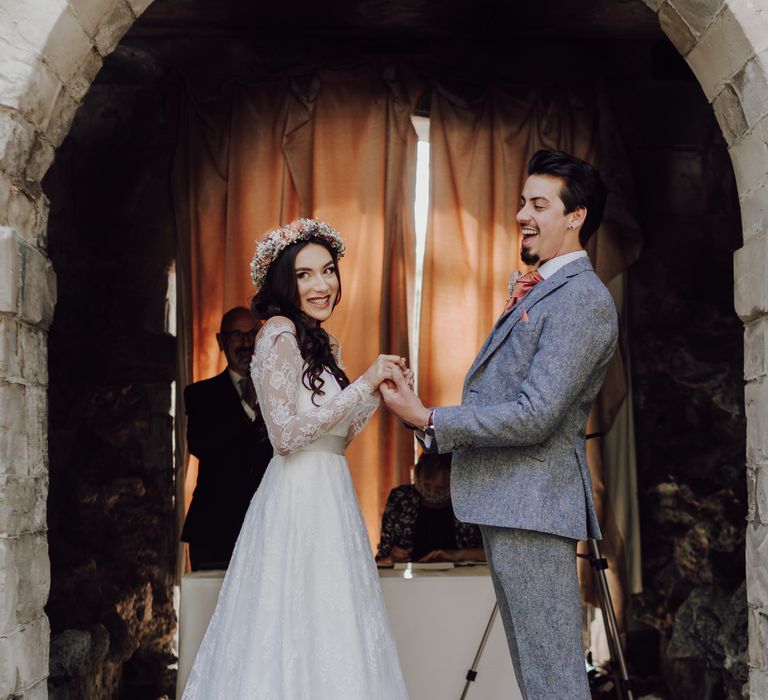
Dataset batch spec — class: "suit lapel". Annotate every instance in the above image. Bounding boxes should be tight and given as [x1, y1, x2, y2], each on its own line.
[465, 256, 593, 384]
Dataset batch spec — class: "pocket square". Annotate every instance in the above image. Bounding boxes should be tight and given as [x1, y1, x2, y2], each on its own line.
[520, 308, 529, 322]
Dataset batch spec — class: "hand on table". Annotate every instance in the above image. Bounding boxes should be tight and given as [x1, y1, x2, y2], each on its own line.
[418, 549, 458, 563]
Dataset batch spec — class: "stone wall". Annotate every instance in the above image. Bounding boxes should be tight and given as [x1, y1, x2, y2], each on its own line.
[607, 41, 748, 698]
[42, 46, 177, 698]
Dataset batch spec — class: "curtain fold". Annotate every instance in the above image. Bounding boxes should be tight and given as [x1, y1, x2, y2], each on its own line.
[420, 86, 599, 408]
[173, 67, 422, 550]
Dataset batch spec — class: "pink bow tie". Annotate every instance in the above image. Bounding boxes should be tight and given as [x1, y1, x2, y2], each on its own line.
[502, 270, 543, 314]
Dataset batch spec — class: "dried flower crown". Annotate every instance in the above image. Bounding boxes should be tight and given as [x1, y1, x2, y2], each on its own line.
[250, 218, 346, 290]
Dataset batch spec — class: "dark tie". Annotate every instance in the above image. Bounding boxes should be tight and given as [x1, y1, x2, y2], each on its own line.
[238, 377, 258, 420]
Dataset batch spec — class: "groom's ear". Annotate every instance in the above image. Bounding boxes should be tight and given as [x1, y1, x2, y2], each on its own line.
[568, 205, 587, 231]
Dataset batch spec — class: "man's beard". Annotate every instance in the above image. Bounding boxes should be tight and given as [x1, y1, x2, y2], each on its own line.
[521, 248, 539, 266]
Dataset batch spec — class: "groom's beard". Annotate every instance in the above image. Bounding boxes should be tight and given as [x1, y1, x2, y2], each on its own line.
[521, 248, 539, 266]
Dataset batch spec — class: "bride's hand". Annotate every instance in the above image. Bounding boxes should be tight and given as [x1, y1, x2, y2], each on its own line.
[362, 354, 406, 390]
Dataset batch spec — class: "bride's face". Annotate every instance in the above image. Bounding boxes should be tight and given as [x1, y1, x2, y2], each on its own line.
[295, 242, 340, 323]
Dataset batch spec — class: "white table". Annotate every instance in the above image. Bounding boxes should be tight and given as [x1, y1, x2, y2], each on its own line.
[177, 565, 522, 699]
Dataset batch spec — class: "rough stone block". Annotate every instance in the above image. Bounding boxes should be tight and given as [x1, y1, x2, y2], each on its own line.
[749, 466, 758, 521]
[94, 0, 135, 57]
[0, 55, 62, 133]
[734, 49, 768, 129]
[0, 537, 19, 635]
[14, 533, 49, 625]
[17, 323, 47, 385]
[23, 385, 47, 476]
[745, 315, 768, 381]
[25, 135, 55, 183]
[750, 607, 768, 671]
[671, 0, 724, 36]
[730, 117, 768, 196]
[0, 628, 17, 697]
[70, 0, 123, 37]
[744, 669, 768, 699]
[644, 0, 664, 12]
[16, 615, 49, 691]
[0, 381, 27, 475]
[757, 467, 768, 526]
[735, 233, 768, 321]
[0, 475, 47, 538]
[0, 316, 20, 380]
[737, 179, 768, 247]
[713, 82, 749, 145]
[0, 0, 68, 55]
[125, 0, 155, 18]
[659, 4, 697, 56]
[0, 174, 10, 225]
[687, 7, 758, 101]
[5, 187, 48, 250]
[18, 240, 56, 329]
[44, 85, 80, 148]
[747, 522, 768, 607]
[22, 678, 48, 700]
[746, 377, 768, 467]
[42, 6, 94, 85]
[0, 228, 20, 314]
[0, 111, 36, 182]
[67, 48, 103, 102]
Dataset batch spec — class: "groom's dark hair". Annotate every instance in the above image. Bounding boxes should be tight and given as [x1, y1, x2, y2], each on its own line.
[527, 150, 607, 246]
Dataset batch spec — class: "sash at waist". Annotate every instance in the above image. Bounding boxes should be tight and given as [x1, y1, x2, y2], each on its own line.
[283, 435, 346, 457]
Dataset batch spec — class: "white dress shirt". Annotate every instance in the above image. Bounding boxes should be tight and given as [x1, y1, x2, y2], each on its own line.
[537, 249, 588, 279]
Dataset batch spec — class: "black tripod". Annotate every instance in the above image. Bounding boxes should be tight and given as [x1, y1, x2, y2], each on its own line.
[460, 539, 633, 700]
[578, 538, 634, 700]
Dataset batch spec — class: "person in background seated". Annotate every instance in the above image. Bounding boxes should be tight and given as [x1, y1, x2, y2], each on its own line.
[181, 306, 272, 570]
[377, 452, 485, 563]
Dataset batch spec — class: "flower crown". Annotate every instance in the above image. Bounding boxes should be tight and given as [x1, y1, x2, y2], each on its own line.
[250, 218, 346, 290]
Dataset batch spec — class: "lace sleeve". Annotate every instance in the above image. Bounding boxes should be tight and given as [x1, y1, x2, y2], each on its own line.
[250, 319, 376, 456]
[329, 333, 380, 444]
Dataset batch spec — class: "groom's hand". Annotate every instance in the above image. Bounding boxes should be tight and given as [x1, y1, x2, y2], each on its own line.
[380, 368, 431, 428]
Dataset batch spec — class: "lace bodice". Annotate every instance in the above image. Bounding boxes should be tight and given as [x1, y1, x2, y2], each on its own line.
[250, 317, 379, 456]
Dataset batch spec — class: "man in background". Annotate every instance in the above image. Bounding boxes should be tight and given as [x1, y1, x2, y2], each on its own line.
[181, 307, 271, 570]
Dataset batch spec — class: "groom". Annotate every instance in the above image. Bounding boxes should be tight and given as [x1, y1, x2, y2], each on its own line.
[381, 150, 618, 699]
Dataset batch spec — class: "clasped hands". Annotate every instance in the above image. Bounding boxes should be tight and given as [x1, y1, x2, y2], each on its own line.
[363, 355, 431, 429]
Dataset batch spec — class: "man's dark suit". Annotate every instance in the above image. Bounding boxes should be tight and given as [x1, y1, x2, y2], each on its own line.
[181, 370, 271, 568]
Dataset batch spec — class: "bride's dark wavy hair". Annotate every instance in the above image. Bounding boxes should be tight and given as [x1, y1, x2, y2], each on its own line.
[251, 239, 350, 404]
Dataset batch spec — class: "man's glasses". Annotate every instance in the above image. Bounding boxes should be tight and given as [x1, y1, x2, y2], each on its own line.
[220, 330, 258, 343]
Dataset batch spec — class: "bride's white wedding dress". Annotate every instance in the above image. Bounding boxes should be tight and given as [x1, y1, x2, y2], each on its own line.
[182, 318, 409, 699]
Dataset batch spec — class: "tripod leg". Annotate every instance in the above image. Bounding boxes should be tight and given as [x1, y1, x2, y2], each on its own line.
[588, 538, 634, 700]
[460, 602, 499, 700]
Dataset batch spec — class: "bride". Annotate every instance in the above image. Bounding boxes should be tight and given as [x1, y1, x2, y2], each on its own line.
[182, 219, 410, 699]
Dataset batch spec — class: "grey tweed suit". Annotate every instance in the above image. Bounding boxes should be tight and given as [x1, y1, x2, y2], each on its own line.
[432, 255, 618, 699]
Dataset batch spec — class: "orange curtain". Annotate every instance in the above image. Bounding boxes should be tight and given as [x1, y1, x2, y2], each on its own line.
[420, 87, 600, 408]
[173, 67, 422, 547]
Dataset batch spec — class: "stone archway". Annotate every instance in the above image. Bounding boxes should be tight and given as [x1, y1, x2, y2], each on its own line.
[641, 0, 768, 696]
[0, 0, 766, 697]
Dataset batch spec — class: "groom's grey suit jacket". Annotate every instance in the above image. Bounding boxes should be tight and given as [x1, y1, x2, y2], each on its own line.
[434, 256, 618, 541]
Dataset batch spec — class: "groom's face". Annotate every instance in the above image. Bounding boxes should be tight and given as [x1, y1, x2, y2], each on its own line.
[517, 174, 578, 266]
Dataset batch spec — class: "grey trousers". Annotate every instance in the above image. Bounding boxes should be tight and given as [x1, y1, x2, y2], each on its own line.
[480, 525, 590, 700]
